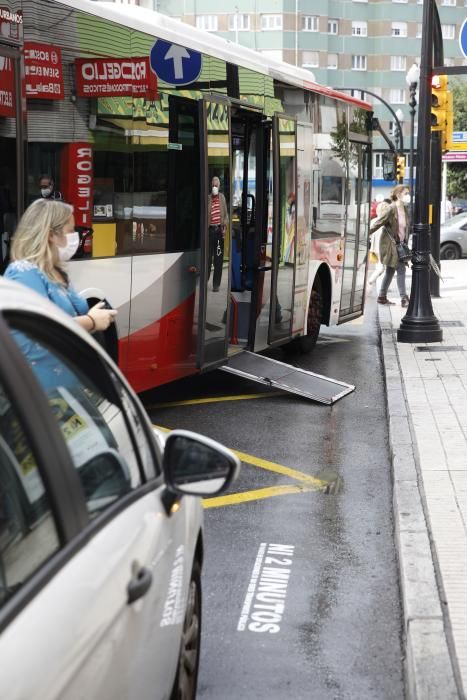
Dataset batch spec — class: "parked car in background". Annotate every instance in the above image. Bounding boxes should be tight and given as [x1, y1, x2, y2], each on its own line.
[452, 199, 467, 216]
[0, 278, 240, 700]
[440, 212, 467, 260]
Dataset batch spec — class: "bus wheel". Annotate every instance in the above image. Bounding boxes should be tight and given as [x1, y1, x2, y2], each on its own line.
[284, 277, 324, 355]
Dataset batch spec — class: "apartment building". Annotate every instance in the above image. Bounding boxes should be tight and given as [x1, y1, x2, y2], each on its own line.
[151, 0, 467, 188]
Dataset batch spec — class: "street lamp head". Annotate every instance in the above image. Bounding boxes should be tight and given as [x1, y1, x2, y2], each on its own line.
[406, 63, 420, 87]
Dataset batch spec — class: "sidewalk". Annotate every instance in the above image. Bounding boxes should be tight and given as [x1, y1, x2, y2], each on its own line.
[377, 260, 467, 699]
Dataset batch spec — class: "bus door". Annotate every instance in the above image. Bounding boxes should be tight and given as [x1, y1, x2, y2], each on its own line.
[268, 115, 297, 345]
[339, 141, 371, 318]
[198, 96, 232, 369]
[228, 106, 267, 351]
[0, 46, 23, 270]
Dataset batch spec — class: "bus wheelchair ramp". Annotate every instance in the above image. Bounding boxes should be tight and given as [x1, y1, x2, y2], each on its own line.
[220, 351, 354, 405]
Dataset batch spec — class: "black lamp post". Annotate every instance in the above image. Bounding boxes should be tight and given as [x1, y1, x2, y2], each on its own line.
[406, 63, 420, 221]
[397, 0, 442, 343]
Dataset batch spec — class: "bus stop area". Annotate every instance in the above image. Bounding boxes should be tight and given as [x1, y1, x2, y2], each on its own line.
[378, 260, 467, 698]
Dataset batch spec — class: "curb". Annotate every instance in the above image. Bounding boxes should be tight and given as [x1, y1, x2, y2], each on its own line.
[378, 309, 459, 700]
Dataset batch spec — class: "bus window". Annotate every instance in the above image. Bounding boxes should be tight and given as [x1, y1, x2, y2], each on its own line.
[167, 96, 201, 253]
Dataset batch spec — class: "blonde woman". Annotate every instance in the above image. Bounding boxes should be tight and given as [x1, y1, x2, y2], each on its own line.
[5, 198, 116, 332]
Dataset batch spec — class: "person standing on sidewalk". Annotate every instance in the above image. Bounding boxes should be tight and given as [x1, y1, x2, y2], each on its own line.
[367, 198, 391, 289]
[207, 176, 228, 292]
[370, 184, 411, 307]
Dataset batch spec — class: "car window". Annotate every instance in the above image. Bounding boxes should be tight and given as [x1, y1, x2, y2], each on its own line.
[9, 326, 143, 515]
[0, 385, 60, 607]
[117, 386, 158, 480]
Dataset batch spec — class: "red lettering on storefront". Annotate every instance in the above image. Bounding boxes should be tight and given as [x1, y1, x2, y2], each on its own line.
[75, 57, 158, 99]
[24, 42, 64, 100]
[0, 55, 15, 117]
[60, 144, 94, 227]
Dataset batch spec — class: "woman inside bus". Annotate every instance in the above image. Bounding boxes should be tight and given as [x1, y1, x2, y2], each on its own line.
[369, 184, 411, 308]
[4, 198, 116, 332]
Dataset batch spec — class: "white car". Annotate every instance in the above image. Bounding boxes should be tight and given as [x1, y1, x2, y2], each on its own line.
[0, 278, 240, 700]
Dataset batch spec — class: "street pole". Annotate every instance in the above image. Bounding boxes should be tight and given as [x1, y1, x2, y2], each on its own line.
[430, 3, 444, 298]
[408, 82, 417, 221]
[397, 0, 442, 343]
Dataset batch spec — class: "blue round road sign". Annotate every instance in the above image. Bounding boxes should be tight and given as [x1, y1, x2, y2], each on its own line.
[459, 19, 467, 59]
[150, 40, 202, 86]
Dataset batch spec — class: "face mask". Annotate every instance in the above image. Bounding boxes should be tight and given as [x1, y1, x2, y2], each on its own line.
[212, 186, 219, 196]
[57, 231, 80, 262]
[402, 194, 411, 205]
[41, 187, 52, 198]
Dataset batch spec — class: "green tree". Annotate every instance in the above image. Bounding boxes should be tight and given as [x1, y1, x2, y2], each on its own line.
[447, 79, 467, 198]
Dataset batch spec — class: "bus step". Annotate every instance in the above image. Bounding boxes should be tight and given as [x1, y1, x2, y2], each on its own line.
[220, 351, 354, 405]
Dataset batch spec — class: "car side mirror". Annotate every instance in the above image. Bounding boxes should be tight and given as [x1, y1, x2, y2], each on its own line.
[162, 429, 240, 497]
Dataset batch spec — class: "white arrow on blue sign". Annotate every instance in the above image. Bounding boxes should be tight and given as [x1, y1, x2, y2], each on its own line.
[150, 40, 202, 86]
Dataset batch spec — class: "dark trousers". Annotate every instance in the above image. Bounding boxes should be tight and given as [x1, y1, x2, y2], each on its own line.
[208, 226, 224, 289]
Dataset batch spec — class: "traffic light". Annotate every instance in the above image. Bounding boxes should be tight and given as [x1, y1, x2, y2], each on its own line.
[396, 156, 405, 183]
[431, 75, 452, 151]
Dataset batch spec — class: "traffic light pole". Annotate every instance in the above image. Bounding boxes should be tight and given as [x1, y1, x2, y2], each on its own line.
[430, 6, 444, 297]
[398, 0, 442, 343]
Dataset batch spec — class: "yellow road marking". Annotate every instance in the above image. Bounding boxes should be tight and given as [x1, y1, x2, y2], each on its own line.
[203, 483, 318, 509]
[146, 391, 283, 409]
[153, 424, 329, 507]
[230, 449, 327, 488]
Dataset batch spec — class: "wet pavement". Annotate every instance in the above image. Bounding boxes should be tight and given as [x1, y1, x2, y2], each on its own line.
[143, 299, 404, 699]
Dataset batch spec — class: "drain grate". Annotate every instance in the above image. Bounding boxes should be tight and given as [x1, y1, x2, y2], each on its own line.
[415, 345, 464, 352]
[439, 321, 464, 328]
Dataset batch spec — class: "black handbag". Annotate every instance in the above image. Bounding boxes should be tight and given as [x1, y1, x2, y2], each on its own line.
[396, 241, 411, 262]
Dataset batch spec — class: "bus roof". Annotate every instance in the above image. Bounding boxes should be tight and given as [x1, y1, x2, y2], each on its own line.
[54, 0, 372, 112]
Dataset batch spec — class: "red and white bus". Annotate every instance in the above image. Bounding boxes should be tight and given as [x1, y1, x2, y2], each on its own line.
[1, 0, 373, 396]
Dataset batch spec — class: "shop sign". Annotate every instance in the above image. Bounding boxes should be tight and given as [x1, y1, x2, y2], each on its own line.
[0, 55, 15, 118]
[0, 6, 22, 42]
[61, 143, 93, 227]
[25, 42, 64, 100]
[75, 57, 158, 98]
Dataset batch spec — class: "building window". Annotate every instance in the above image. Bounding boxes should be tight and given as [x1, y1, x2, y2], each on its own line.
[302, 16, 318, 32]
[441, 0, 456, 5]
[350, 89, 366, 99]
[390, 55, 406, 71]
[393, 0, 408, 3]
[392, 22, 407, 37]
[229, 14, 250, 31]
[261, 49, 283, 62]
[374, 153, 383, 179]
[416, 23, 422, 38]
[196, 15, 218, 31]
[328, 53, 338, 69]
[352, 20, 368, 36]
[351, 55, 367, 71]
[353, 0, 368, 3]
[261, 14, 282, 30]
[302, 51, 319, 67]
[442, 24, 456, 40]
[390, 88, 406, 104]
[328, 19, 338, 34]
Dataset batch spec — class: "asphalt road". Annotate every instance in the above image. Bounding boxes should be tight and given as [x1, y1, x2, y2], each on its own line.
[142, 294, 404, 700]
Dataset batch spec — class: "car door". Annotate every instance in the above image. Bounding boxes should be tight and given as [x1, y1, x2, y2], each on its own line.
[0, 311, 198, 700]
